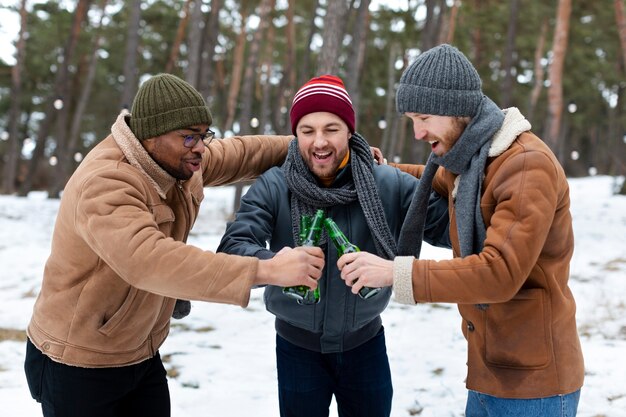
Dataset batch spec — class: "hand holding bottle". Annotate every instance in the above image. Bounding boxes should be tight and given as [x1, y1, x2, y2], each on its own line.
[324, 217, 383, 299]
[336, 251, 394, 295]
[257, 246, 324, 288]
[283, 209, 325, 304]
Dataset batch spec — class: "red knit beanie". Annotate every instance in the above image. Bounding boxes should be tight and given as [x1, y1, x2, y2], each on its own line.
[290, 74, 355, 135]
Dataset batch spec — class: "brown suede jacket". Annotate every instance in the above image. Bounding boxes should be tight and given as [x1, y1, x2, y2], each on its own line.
[27, 112, 291, 368]
[392, 108, 584, 398]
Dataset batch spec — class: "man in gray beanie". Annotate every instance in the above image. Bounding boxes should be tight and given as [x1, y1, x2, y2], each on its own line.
[24, 73, 324, 417]
[337, 44, 584, 416]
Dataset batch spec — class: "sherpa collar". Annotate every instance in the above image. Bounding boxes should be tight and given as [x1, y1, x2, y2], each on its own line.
[450, 107, 531, 199]
[111, 110, 177, 199]
[489, 107, 532, 157]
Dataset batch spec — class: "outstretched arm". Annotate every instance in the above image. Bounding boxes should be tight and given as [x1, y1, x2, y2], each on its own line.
[202, 135, 293, 187]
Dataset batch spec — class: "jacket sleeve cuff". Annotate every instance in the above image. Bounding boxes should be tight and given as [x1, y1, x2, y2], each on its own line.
[393, 256, 416, 305]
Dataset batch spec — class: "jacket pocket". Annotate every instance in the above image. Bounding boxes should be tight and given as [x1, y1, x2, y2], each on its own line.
[150, 203, 175, 236]
[484, 288, 552, 369]
[264, 285, 317, 331]
[98, 287, 139, 336]
[352, 287, 391, 329]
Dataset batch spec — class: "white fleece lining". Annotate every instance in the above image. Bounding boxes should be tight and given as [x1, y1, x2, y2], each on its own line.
[488, 107, 531, 157]
[111, 110, 176, 199]
[392, 256, 417, 305]
[450, 107, 531, 199]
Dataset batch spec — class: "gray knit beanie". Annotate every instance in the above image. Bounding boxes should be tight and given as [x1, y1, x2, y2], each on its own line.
[129, 73, 213, 140]
[396, 44, 483, 117]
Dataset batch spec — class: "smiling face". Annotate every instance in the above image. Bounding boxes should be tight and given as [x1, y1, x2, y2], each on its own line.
[141, 124, 210, 180]
[296, 112, 351, 179]
[405, 113, 470, 157]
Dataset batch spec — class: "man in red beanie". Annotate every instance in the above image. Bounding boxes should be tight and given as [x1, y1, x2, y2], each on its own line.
[218, 75, 450, 417]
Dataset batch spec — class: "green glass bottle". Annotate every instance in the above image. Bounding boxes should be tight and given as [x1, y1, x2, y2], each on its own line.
[298, 215, 312, 245]
[323, 217, 381, 300]
[282, 209, 324, 305]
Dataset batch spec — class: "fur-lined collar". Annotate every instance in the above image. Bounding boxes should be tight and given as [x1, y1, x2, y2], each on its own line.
[488, 107, 531, 157]
[451, 107, 531, 199]
[111, 110, 176, 199]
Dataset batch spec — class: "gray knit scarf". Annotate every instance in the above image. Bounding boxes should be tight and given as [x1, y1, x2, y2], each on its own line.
[397, 96, 504, 259]
[282, 132, 397, 259]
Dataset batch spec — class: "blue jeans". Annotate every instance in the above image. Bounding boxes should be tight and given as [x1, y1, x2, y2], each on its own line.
[466, 389, 581, 417]
[276, 329, 393, 417]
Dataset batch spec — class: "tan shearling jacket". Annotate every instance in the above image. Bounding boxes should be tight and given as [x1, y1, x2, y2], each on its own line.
[27, 113, 291, 368]
[392, 108, 584, 398]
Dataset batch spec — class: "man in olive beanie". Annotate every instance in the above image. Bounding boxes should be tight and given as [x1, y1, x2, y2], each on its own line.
[24, 73, 324, 417]
[337, 44, 584, 416]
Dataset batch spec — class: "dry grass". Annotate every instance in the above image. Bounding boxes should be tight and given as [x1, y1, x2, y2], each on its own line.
[0, 328, 27, 342]
[604, 257, 626, 272]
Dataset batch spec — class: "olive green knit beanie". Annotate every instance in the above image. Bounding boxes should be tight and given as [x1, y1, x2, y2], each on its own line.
[396, 44, 483, 117]
[129, 73, 213, 140]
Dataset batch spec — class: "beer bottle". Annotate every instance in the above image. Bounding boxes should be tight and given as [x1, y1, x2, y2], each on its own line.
[298, 214, 312, 245]
[282, 209, 324, 304]
[323, 217, 381, 300]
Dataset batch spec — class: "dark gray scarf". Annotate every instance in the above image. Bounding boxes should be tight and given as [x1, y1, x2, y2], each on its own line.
[282, 132, 397, 259]
[397, 96, 504, 259]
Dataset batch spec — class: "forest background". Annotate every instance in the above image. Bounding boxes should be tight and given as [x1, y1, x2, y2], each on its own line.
[0, 0, 625, 204]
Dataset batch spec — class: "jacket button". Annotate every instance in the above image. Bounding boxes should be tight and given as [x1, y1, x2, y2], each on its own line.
[467, 321, 475, 332]
[42, 342, 50, 351]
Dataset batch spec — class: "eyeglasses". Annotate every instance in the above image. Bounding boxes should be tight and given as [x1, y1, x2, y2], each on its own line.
[177, 129, 216, 148]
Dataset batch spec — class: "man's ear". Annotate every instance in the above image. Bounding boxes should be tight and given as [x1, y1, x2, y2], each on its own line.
[370, 146, 385, 165]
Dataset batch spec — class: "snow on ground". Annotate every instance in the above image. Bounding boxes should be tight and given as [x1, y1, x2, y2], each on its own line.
[0, 176, 625, 416]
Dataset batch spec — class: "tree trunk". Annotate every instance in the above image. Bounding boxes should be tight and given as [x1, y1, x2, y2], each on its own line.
[18, 101, 55, 196]
[223, 8, 249, 133]
[317, 0, 350, 75]
[185, 0, 204, 87]
[470, 0, 484, 67]
[528, 18, 548, 123]
[237, 0, 275, 136]
[233, 0, 275, 216]
[259, 22, 276, 134]
[420, 0, 445, 51]
[615, 0, 626, 69]
[68, 0, 108, 161]
[613, 0, 626, 192]
[500, 0, 520, 108]
[273, 0, 297, 132]
[165, 0, 192, 73]
[2, 0, 27, 195]
[444, 0, 460, 44]
[199, 0, 222, 104]
[298, 0, 320, 85]
[396, 116, 414, 163]
[345, 0, 371, 111]
[48, 0, 91, 199]
[120, 0, 141, 110]
[546, 0, 572, 155]
[380, 43, 400, 158]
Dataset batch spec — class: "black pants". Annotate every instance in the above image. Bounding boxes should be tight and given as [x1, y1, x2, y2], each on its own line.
[24, 338, 170, 417]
